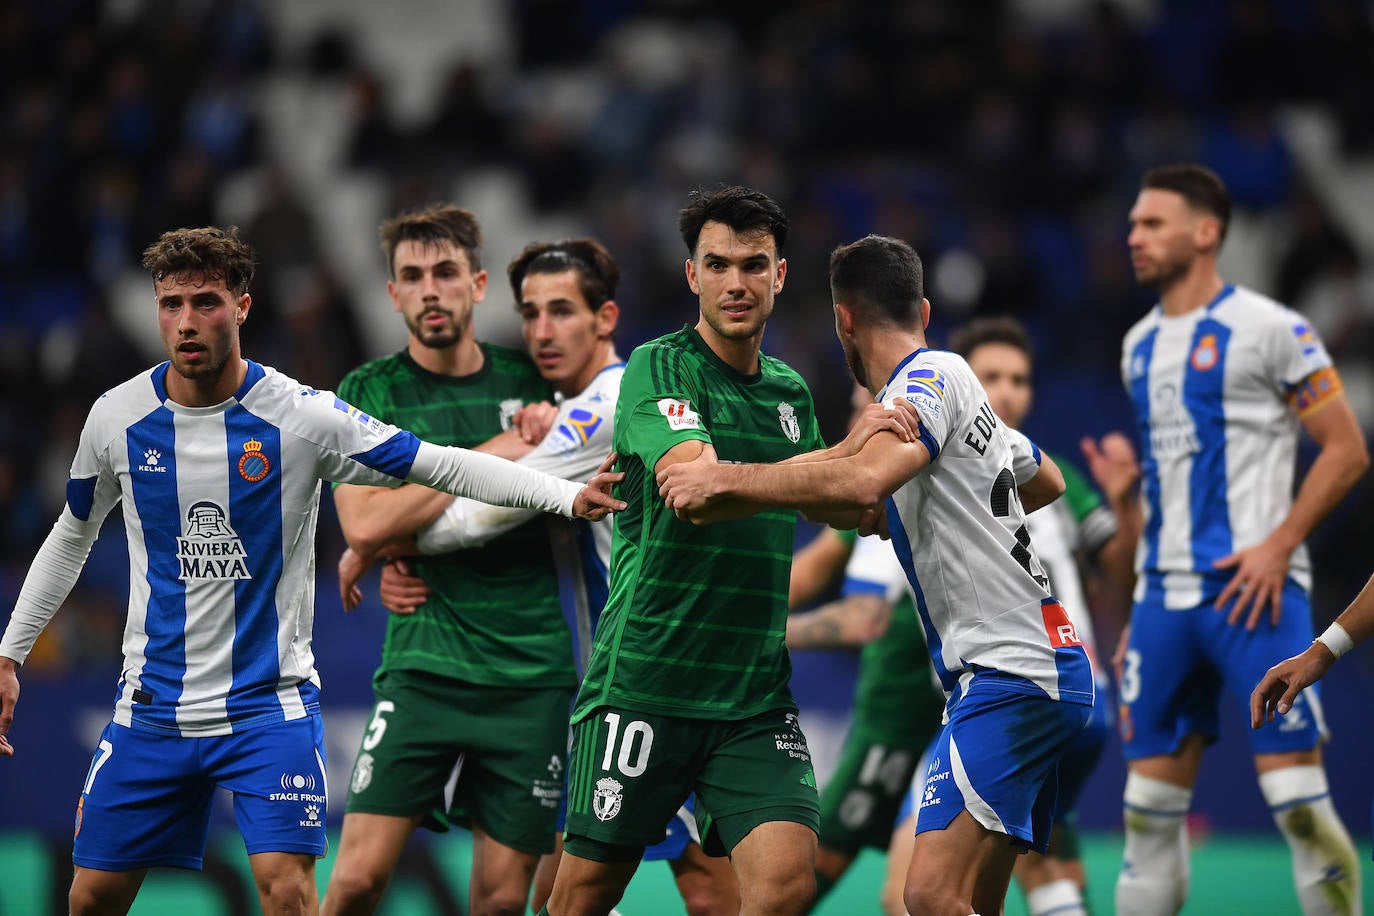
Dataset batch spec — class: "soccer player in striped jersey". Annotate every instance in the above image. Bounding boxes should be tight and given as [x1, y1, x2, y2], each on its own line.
[1114, 164, 1368, 916]
[347, 237, 741, 915]
[951, 316, 1140, 916]
[0, 227, 622, 916]
[657, 234, 1088, 916]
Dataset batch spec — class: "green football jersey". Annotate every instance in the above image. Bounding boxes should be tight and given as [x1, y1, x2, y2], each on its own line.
[574, 326, 826, 722]
[335, 345, 572, 688]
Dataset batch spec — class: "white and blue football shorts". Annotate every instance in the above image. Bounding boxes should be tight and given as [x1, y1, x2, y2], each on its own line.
[1120, 578, 1326, 759]
[73, 715, 328, 870]
[913, 674, 1092, 854]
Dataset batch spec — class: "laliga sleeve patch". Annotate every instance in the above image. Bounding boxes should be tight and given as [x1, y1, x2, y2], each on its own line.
[658, 398, 700, 431]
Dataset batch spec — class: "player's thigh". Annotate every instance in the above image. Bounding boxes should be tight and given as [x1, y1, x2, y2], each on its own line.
[1119, 601, 1221, 759]
[915, 680, 1091, 855]
[343, 670, 473, 819]
[1212, 580, 1327, 754]
[449, 684, 573, 856]
[73, 721, 216, 871]
[818, 727, 924, 856]
[564, 707, 703, 861]
[694, 709, 820, 857]
[210, 716, 329, 857]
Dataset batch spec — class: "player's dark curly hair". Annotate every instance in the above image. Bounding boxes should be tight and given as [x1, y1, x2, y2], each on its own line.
[507, 238, 620, 310]
[678, 185, 789, 256]
[379, 203, 483, 277]
[141, 226, 256, 296]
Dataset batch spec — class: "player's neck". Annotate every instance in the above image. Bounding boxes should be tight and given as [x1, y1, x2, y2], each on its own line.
[1157, 263, 1225, 317]
[561, 344, 621, 398]
[166, 356, 249, 408]
[863, 329, 927, 396]
[696, 321, 762, 375]
[408, 334, 484, 377]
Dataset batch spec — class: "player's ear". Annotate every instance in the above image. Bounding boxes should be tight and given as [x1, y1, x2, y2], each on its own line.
[1195, 214, 1221, 254]
[920, 298, 931, 330]
[471, 269, 488, 303]
[595, 300, 619, 338]
[237, 293, 251, 325]
[774, 257, 787, 294]
[684, 258, 700, 295]
[834, 301, 855, 337]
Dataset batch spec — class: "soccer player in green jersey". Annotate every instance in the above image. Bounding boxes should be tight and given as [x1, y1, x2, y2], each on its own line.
[543, 187, 911, 916]
[323, 205, 582, 916]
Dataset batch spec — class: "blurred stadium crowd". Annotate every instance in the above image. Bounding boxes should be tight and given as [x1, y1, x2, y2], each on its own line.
[2, 0, 1373, 674]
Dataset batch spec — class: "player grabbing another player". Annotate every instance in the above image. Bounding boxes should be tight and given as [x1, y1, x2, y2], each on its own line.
[1115, 163, 1367, 916]
[657, 234, 1090, 916]
[0, 227, 620, 916]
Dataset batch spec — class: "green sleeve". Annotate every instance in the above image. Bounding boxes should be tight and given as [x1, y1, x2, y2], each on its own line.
[616, 346, 712, 472]
[834, 527, 859, 548]
[1054, 453, 1102, 524]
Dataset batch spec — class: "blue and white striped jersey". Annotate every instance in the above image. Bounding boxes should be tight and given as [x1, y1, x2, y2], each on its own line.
[879, 349, 1095, 714]
[1, 361, 583, 736]
[1121, 284, 1336, 609]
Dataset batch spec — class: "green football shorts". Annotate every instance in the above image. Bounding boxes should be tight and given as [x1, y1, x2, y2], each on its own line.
[345, 669, 573, 855]
[564, 705, 820, 861]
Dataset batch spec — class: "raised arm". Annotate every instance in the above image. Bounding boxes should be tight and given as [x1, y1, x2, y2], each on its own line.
[789, 528, 855, 609]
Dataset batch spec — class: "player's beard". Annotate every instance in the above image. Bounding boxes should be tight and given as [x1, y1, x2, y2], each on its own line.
[842, 338, 869, 390]
[1134, 253, 1190, 294]
[406, 307, 466, 349]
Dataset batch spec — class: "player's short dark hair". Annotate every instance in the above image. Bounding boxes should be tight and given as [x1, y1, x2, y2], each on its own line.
[828, 234, 923, 326]
[507, 238, 620, 311]
[1141, 163, 1231, 243]
[678, 185, 789, 256]
[379, 203, 483, 278]
[141, 226, 256, 296]
[948, 316, 1034, 363]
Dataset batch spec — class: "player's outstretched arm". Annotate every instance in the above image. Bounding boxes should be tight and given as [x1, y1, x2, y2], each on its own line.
[786, 594, 892, 650]
[658, 429, 930, 526]
[1081, 432, 1142, 601]
[1251, 570, 1374, 728]
[789, 528, 855, 609]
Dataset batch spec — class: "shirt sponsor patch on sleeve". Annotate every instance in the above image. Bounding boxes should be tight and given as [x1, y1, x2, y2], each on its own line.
[1289, 365, 1343, 416]
[902, 367, 946, 419]
[658, 398, 700, 431]
[333, 397, 387, 434]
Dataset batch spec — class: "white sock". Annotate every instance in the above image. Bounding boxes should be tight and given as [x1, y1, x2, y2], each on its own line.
[1026, 877, 1086, 916]
[1260, 766, 1363, 916]
[1115, 772, 1191, 916]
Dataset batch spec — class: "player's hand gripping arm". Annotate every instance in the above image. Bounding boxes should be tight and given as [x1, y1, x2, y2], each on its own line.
[657, 400, 931, 526]
[1252, 569, 1374, 728]
[1214, 393, 1369, 631]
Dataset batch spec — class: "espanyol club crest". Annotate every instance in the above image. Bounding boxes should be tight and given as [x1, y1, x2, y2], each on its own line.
[778, 402, 800, 443]
[593, 776, 624, 821]
[1190, 334, 1219, 371]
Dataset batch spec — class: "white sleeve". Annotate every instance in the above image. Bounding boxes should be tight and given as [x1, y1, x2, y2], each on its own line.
[416, 399, 613, 553]
[1005, 427, 1043, 486]
[0, 509, 102, 665]
[406, 442, 582, 518]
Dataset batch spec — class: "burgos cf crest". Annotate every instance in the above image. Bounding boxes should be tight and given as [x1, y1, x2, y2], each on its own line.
[499, 398, 523, 431]
[778, 403, 800, 443]
[593, 776, 624, 821]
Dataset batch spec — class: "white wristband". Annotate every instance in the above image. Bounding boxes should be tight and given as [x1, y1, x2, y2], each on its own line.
[1316, 622, 1355, 660]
